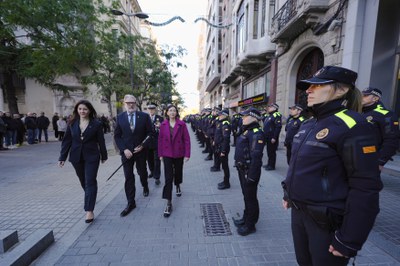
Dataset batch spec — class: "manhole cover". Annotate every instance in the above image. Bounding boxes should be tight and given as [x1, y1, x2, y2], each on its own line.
[200, 203, 232, 236]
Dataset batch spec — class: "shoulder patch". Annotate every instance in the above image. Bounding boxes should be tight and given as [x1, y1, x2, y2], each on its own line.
[362, 146, 376, 154]
[316, 128, 329, 140]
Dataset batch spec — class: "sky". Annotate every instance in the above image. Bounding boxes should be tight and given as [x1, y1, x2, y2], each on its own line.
[139, 0, 208, 112]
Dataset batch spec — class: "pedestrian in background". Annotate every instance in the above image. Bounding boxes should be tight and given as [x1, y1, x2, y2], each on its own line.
[37, 112, 50, 142]
[58, 100, 108, 223]
[158, 104, 190, 217]
[233, 107, 264, 236]
[361, 87, 400, 171]
[114, 94, 153, 217]
[282, 66, 382, 265]
[57, 116, 67, 141]
[52, 112, 59, 139]
[284, 104, 305, 164]
[25, 112, 37, 144]
[14, 113, 25, 147]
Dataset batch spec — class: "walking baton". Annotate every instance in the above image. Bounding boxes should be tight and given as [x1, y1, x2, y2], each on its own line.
[106, 135, 151, 182]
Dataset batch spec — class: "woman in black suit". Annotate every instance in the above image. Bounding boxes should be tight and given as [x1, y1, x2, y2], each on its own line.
[58, 100, 108, 223]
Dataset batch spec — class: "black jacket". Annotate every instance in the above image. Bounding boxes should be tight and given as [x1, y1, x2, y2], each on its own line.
[214, 118, 231, 154]
[362, 102, 400, 166]
[282, 99, 382, 257]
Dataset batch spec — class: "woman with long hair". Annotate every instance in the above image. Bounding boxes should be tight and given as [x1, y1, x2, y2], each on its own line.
[158, 104, 191, 217]
[58, 100, 108, 223]
[282, 66, 382, 265]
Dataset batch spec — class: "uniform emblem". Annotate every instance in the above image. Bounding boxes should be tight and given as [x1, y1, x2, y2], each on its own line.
[316, 128, 329, 139]
[366, 116, 373, 122]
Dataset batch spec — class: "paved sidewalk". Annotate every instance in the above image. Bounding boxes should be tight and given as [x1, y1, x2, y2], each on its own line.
[42, 129, 400, 266]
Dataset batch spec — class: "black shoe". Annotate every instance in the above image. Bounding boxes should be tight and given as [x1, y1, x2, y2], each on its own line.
[237, 225, 256, 236]
[200, 144, 205, 148]
[143, 187, 149, 197]
[232, 217, 245, 227]
[85, 212, 94, 223]
[164, 204, 172, 217]
[231, 144, 235, 147]
[210, 167, 221, 172]
[120, 203, 136, 217]
[263, 165, 269, 169]
[176, 185, 182, 197]
[265, 166, 275, 171]
[202, 150, 208, 154]
[218, 182, 230, 190]
[205, 156, 213, 161]
[149, 173, 153, 178]
[155, 179, 160, 185]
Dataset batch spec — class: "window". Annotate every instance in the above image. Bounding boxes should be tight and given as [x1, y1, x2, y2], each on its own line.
[253, 0, 259, 39]
[236, 1, 245, 55]
[261, 0, 266, 37]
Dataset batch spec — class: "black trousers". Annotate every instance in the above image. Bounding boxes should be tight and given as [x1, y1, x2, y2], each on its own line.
[72, 160, 100, 212]
[220, 154, 230, 184]
[162, 157, 184, 201]
[238, 169, 259, 228]
[266, 138, 279, 167]
[213, 150, 221, 169]
[291, 208, 349, 266]
[122, 151, 149, 205]
[286, 143, 292, 165]
[147, 148, 161, 179]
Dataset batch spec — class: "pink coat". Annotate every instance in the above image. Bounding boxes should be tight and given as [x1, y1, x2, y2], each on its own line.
[158, 118, 191, 158]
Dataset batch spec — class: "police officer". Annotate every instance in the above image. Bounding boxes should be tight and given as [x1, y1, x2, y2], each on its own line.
[230, 111, 240, 147]
[263, 103, 282, 170]
[284, 104, 305, 164]
[361, 87, 400, 171]
[282, 66, 382, 265]
[210, 107, 221, 170]
[233, 107, 265, 236]
[214, 109, 231, 189]
[146, 102, 164, 185]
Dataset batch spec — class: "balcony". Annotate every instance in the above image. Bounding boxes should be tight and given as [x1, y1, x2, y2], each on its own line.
[270, 0, 330, 43]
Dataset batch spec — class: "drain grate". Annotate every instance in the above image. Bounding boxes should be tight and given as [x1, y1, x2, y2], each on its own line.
[200, 203, 232, 236]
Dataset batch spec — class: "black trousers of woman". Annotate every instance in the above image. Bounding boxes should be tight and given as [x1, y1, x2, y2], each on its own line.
[162, 157, 184, 200]
[72, 160, 100, 211]
[291, 208, 349, 266]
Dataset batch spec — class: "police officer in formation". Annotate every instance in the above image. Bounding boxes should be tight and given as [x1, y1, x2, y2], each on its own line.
[146, 102, 164, 185]
[282, 66, 383, 265]
[230, 111, 241, 147]
[263, 103, 282, 170]
[233, 107, 265, 236]
[203, 108, 213, 160]
[213, 108, 231, 189]
[209, 107, 221, 171]
[284, 104, 305, 164]
[361, 87, 400, 171]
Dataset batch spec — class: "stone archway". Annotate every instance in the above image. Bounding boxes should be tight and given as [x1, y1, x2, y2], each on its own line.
[295, 48, 324, 109]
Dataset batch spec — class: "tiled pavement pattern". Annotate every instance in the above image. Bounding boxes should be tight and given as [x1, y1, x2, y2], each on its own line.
[1, 130, 399, 265]
[51, 129, 399, 266]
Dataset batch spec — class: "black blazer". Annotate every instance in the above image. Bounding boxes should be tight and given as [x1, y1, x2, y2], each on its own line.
[149, 114, 164, 149]
[59, 119, 108, 163]
[114, 111, 153, 155]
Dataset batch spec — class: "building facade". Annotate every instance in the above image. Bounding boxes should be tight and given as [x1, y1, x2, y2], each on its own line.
[200, 0, 400, 119]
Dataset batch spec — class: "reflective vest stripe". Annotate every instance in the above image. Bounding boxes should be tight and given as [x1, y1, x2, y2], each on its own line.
[374, 106, 389, 115]
[335, 110, 356, 129]
[222, 121, 230, 125]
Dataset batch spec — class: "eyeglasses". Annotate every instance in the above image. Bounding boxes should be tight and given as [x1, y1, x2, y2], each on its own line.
[125, 102, 136, 105]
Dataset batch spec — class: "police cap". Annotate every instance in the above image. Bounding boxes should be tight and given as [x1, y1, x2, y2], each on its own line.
[289, 104, 304, 111]
[268, 103, 279, 109]
[362, 87, 382, 98]
[147, 102, 157, 109]
[297, 65, 358, 91]
[240, 107, 262, 120]
[218, 109, 229, 116]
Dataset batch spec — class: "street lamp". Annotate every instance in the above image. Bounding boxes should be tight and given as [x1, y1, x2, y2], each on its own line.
[110, 9, 149, 93]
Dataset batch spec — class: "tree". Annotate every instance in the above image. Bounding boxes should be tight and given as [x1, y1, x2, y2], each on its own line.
[0, 0, 107, 114]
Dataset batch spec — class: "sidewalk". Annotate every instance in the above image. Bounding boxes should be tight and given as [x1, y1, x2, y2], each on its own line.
[37, 130, 400, 265]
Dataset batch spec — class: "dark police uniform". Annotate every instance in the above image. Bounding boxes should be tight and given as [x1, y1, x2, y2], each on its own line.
[263, 108, 282, 170]
[362, 102, 400, 167]
[147, 112, 163, 183]
[234, 108, 264, 236]
[284, 65, 383, 265]
[214, 110, 231, 189]
[284, 114, 305, 164]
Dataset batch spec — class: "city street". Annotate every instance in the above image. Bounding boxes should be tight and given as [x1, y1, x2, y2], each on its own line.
[1, 130, 400, 265]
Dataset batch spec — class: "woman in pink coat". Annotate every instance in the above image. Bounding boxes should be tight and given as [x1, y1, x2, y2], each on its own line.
[158, 104, 191, 217]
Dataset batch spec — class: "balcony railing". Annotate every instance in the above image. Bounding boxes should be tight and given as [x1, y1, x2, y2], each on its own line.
[271, 0, 298, 33]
